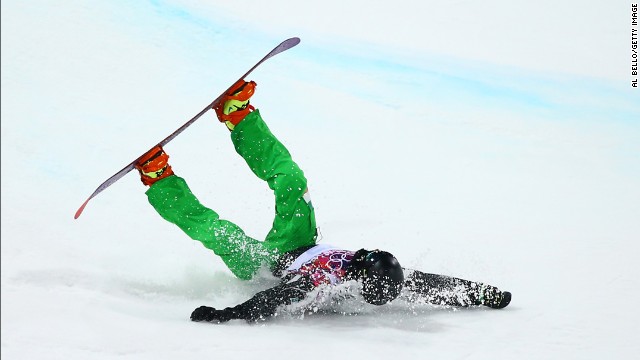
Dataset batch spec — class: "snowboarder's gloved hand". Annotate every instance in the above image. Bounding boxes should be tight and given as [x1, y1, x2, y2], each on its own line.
[190, 306, 236, 323]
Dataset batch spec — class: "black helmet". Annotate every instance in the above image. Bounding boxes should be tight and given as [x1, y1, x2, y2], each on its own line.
[349, 249, 404, 305]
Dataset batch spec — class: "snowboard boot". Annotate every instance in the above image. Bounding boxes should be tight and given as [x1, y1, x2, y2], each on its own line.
[213, 79, 257, 131]
[479, 285, 511, 309]
[135, 145, 174, 186]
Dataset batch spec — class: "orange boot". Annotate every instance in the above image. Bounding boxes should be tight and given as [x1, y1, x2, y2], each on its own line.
[213, 80, 257, 130]
[135, 146, 174, 186]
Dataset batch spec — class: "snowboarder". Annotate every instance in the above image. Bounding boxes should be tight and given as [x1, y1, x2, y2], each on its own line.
[134, 80, 512, 323]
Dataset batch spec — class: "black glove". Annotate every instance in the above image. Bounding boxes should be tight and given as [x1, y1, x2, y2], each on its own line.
[190, 306, 236, 323]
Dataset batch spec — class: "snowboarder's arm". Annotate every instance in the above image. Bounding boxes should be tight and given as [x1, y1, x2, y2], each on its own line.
[191, 276, 315, 323]
[403, 269, 511, 309]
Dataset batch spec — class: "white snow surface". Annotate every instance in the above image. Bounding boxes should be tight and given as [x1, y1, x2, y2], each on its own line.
[2, 1, 639, 359]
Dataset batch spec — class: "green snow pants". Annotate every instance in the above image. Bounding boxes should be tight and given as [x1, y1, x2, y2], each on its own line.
[145, 110, 317, 280]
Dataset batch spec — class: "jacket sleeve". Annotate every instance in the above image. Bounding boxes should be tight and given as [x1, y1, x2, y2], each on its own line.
[196, 276, 315, 323]
[403, 268, 501, 307]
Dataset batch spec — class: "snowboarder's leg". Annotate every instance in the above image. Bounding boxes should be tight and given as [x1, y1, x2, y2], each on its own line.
[230, 110, 317, 254]
[215, 80, 317, 255]
[403, 269, 511, 309]
[138, 147, 277, 280]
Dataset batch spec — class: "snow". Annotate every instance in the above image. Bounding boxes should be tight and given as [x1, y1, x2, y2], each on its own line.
[2, 1, 639, 359]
